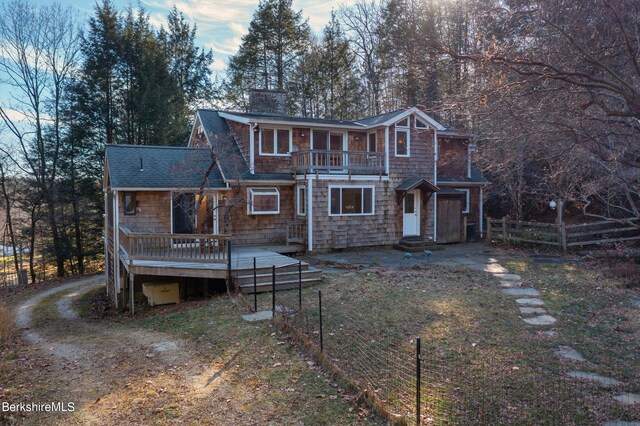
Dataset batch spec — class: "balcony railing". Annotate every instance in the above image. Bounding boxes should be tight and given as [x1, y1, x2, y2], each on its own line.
[119, 225, 230, 263]
[292, 150, 385, 175]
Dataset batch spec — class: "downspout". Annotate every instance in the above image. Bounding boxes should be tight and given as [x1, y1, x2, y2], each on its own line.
[249, 123, 257, 174]
[480, 187, 484, 238]
[104, 191, 108, 299]
[307, 176, 313, 252]
[113, 190, 120, 309]
[384, 127, 390, 176]
[433, 130, 438, 242]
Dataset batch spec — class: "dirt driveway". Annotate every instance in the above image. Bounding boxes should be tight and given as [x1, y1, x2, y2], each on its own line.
[1, 276, 373, 425]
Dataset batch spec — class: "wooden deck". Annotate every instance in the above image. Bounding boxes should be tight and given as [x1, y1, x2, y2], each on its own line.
[120, 244, 312, 278]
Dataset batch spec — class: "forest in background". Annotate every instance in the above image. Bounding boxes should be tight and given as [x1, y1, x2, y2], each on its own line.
[1, 0, 639, 281]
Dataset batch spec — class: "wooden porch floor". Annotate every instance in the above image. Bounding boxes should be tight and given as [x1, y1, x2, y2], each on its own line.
[122, 245, 310, 278]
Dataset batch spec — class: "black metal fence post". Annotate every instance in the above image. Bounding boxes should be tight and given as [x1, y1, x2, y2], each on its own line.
[253, 257, 257, 312]
[319, 290, 323, 352]
[272, 265, 276, 316]
[416, 336, 421, 426]
[298, 260, 302, 312]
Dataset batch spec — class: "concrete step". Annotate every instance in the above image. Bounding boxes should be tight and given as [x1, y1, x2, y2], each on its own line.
[235, 267, 319, 286]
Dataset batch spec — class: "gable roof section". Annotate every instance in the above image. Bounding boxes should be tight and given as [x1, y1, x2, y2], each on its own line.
[218, 110, 365, 130]
[355, 109, 406, 126]
[395, 177, 439, 192]
[197, 110, 294, 183]
[197, 109, 250, 181]
[105, 145, 225, 190]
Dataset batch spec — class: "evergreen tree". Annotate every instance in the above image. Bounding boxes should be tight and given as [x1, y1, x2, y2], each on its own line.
[159, 7, 217, 109]
[225, 0, 310, 110]
[288, 13, 362, 120]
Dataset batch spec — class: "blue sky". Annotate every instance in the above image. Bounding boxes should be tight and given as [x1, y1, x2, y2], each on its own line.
[51, 0, 360, 73]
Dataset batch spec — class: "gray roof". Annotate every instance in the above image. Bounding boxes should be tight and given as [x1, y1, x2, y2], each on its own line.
[197, 110, 251, 180]
[216, 110, 364, 128]
[438, 165, 489, 184]
[106, 145, 225, 190]
[395, 177, 439, 192]
[437, 188, 466, 196]
[355, 110, 405, 126]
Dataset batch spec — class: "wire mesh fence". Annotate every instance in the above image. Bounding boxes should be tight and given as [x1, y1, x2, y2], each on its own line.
[244, 262, 640, 425]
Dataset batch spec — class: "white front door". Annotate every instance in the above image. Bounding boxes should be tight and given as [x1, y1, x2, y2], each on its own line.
[403, 190, 420, 236]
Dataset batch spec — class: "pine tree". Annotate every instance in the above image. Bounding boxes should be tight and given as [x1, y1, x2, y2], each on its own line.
[225, 0, 310, 110]
[159, 7, 216, 109]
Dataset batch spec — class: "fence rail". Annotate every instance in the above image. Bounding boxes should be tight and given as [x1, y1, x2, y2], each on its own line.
[487, 217, 640, 251]
[118, 224, 230, 262]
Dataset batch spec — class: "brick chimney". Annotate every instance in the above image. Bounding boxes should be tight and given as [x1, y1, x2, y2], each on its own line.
[248, 89, 287, 115]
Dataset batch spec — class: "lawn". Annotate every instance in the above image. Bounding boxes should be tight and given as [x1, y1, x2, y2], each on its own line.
[255, 260, 640, 425]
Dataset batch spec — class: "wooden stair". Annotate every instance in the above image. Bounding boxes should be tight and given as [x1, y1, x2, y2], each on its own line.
[234, 264, 323, 294]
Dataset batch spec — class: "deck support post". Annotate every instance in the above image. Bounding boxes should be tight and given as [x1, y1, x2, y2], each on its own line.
[129, 272, 135, 315]
[227, 240, 232, 293]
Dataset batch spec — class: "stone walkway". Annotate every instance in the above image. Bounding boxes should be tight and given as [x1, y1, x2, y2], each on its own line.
[308, 243, 640, 424]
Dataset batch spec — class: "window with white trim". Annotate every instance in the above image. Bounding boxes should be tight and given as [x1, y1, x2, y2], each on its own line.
[461, 188, 470, 213]
[296, 185, 306, 216]
[329, 186, 374, 216]
[415, 117, 429, 129]
[259, 128, 291, 156]
[248, 188, 280, 214]
[396, 129, 409, 156]
[367, 132, 377, 152]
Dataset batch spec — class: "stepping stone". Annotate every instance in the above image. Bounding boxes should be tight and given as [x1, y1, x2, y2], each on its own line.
[613, 393, 640, 405]
[242, 310, 273, 322]
[484, 263, 509, 274]
[523, 315, 557, 325]
[502, 288, 540, 297]
[520, 307, 546, 314]
[516, 298, 545, 306]
[555, 346, 585, 362]
[568, 371, 622, 387]
[499, 281, 522, 288]
[493, 273, 521, 281]
[603, 422, 640, 426]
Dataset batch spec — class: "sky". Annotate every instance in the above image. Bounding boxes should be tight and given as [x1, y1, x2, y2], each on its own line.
[46, 0, 360, 74]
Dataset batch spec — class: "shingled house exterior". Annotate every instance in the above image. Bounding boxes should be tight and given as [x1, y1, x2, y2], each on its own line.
[104, 90, 488, 309]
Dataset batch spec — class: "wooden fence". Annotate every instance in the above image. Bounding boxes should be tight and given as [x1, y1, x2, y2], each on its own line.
[487, 217, 640, 252]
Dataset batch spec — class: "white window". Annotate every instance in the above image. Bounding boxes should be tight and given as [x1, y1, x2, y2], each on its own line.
[259, 128, 291, 156]
[296, 185, 306, 216]
[461, 188, 470, 213]
[329, 186, 375, 216]
[248, 188, 280, 215]
[367, 132, 377, 152]
[396, 117, 409, 127]
[395, 127, 410, 157]
[415, 117, 429, 129]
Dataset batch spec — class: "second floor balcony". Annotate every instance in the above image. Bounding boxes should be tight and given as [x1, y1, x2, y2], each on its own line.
[292, 150, 385, 175]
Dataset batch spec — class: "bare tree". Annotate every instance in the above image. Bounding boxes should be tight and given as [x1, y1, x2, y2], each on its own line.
[0, 0, 81, 276]
[339, 1, 385, 115]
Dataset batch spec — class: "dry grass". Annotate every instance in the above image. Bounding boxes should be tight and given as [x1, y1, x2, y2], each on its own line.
[0, 301, 13, 343]
[257, 262, 640, 425]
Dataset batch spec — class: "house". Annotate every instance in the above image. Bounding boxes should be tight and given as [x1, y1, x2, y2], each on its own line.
[104, 89, 488, 310]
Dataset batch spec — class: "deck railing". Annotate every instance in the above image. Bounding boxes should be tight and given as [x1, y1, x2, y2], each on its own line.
[286, 221, 306, 244]
[118, 225, 230, 263]
[292, 150, 385, 174]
